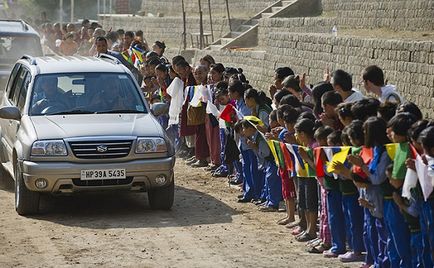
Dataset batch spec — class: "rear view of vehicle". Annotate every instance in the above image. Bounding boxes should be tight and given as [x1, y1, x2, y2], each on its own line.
[0, 20, 43, 93]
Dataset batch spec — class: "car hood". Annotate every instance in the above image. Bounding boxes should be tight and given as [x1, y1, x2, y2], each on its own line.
[30, 114, 161, 140]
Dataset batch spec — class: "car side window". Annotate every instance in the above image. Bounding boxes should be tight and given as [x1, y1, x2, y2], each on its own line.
[17, 72, 31, 112]
[9, 67, 28, 106]
[5, 64, 21, 97]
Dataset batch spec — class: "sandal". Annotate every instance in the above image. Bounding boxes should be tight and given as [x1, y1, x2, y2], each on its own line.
[296, 233, 317, 242]
[277, 217, 292, 225]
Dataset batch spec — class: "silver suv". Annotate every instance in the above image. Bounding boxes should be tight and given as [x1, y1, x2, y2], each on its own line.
[0, 55, 175, 215]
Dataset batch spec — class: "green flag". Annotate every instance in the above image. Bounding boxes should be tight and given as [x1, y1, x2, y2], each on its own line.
[392, 142, 410, 180]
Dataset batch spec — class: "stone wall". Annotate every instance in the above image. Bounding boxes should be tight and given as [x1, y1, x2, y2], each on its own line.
[100, 15, 243, 48]
[195, 33, 434, 118]
[321, 0, 434, 31]
[140, 0, 276, 18]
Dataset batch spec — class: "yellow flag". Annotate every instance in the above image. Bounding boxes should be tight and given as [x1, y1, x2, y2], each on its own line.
[267, 140, 279, 165]
[386, 143, 398, 160]
[244, 116, 264, 127]
[326, 147, 351, 173]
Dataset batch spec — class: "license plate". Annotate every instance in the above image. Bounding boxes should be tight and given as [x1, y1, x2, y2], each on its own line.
[80, 169, 126, 180]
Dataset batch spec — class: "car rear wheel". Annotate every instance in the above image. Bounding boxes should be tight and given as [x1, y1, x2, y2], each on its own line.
[148, 179, 174, 210]
[15, 163, 40, 215]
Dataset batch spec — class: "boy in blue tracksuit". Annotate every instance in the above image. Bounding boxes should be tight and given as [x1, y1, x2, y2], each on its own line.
[241, 119, 282, 211]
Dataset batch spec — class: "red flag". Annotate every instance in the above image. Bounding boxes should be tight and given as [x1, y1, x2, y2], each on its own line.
[220, 104, 236, 123]
[314, 147, 325, 177]
[353, 147, 373, 180]
[280, 142, 293, 172]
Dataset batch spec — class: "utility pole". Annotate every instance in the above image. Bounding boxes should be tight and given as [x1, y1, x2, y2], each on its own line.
[198, 0, 204, 49]
[225, 0, 232, 32]
[71, 0, 74, 22]
[59, 0, 63, 25]
[181, 0, 187, 50]
[207, 0, 214, 42]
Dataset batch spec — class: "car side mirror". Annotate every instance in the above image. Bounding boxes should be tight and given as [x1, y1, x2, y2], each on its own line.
[0, 106, 21, 121]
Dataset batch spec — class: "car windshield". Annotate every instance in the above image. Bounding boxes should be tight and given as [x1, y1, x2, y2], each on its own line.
[29, 73, 147, 116]
[0, 35, 42, 64]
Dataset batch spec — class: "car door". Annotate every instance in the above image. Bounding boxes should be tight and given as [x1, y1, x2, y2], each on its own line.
[0, 63, 21, 163]
[2, 66, 30, 162]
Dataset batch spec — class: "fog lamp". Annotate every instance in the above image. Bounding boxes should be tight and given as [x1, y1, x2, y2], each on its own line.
[155, 175, 167, 185]
[35, 178, 48, 189]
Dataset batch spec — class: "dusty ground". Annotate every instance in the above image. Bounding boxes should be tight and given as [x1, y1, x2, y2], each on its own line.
[0, 160, 360, 268]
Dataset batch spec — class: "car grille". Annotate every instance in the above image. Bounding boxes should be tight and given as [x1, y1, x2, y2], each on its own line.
[69, 140, 133, 159]
[72, 177, 133, 186]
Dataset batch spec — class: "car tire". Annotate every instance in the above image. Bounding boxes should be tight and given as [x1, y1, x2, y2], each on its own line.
[15, 163, 40, 215]
[148, 179, 174, 210]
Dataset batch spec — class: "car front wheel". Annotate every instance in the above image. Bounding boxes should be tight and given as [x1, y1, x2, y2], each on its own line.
[15, 162, 40, 215]
[147, 179, 174, 210]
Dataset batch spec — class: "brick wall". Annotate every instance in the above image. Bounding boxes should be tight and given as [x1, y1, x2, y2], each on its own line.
[140, 0, 276, 18]
[195, 33, 434, 118]
[321, 0, 434, 31]
[100, 15, 243, 48]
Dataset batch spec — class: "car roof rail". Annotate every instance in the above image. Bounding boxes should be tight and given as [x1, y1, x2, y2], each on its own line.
[21, 55, 37, 65]
[20, 20, 29, 31]
[97, 53, 121, 65]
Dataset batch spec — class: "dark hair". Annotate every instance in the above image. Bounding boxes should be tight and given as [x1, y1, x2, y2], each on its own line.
[224, 67, 239, 77]
[230, 71, 248, 84]
[327, 131, 342, 146]
[174, 60, 190, 68]
[200, 55, 215, 65]
[280, 94, 301, 108]
[135, 30, 143, 36]
[274, 90, 291, 105]
[397, 102, 423, 121]
[233, 121, 243, 133]
[332, 69, 353, 92]
[215, 81, 229, 92]
[275, 67, 294, 80]
[146, 51, 159, 59]
[378, 102, 397, 122]
[409, 120, 430, 142]
[106, 31, 119, 43]
[172, 55, 186, 65]
[314, 126, 334, 141]
[336, 102, 353, 120]
[387, 112, 418, 137]
[147, 57, 161, 67]
[351, 98, 380, 121]
[341, 127, 352, 146]
[82, 19, 90, 26]
[282, 75, 301, 92]
[154, 41, 166, 50]
[364, 117, 389, 147]
[116, 29, 125, 35]
[347, 120, 365, 146]
[312, 82, 334, 116]
[95, 36, 107, 44]
[420, 126, 434, 151]
[299, 111, 316, 122]
[283, 107, 301, 125]
[155, 63, 168, 73]
[294, 118, 315, 138]
[270, 110, 278, 122]
[321, 91, 342, 107]
[362, 65, 385, 87]
[240, 119, 256, 129]
[277, 104, 291, 120]
[124, 31, 135, 38]
[210, 63, 225, 74]
[244, 88, 271, 107]
[228, 80, 245, 96]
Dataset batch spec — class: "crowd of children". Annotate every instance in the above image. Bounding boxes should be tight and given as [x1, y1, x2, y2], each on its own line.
[162, 56, 434, 268]
[39, 22, 434, 267]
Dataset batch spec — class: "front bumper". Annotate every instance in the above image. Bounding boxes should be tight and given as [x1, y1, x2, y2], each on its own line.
[20, 157, 175, 193]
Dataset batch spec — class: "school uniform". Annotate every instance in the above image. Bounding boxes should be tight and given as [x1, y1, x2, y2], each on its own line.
[325, 173, 346, 254]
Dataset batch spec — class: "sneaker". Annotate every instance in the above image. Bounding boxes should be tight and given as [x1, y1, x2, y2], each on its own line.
[323, 249, 339, 258]
[191, 160, 209, 168]
[338, 251, 365, 263]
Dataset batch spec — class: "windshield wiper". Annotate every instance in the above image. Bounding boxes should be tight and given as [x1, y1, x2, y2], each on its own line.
[48, 109, 95, 115]
[96, 109, 145, 114]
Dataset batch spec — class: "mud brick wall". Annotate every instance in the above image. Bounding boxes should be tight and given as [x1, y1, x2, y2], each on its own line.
[321, 0, 434, 31]
[195, 33, 434, 118]
[100, 15, 243, 48]
[140, 0, 275, 18]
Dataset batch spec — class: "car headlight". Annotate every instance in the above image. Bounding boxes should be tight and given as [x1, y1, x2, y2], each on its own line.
[135, 137, 167, 154]
[31, 140, 68, 156]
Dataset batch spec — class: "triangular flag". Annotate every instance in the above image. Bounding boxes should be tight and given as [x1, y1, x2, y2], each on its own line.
[326, 146, 351, 173]
[267, 140, 279, 165]
[273, 141, 285, 168]
[386, 143, 398, 161]
[244, 116, 264, 127]
[314, 147, 325, 177]
[220, 104, 237, 123]
[391, 142, 410, 180]
[280, 142, 294, 172]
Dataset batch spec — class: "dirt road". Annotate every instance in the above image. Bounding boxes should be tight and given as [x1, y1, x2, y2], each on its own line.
[0, 160, 359, 267]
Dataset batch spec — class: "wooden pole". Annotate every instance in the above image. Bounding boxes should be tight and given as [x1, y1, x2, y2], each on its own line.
[181, 0, 187, 50]
[207, 0, 214, 42]
[225, 0, 232, 32]
[198, 0, 204, 49]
